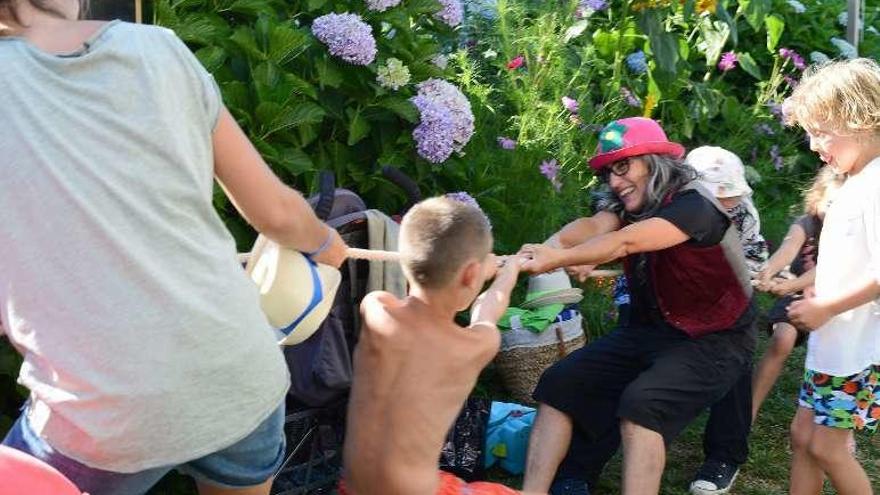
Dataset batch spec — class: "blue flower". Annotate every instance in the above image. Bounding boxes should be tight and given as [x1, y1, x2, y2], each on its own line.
[810, 51, 831, 64]
[785, 0, 806, 13]
[830, 37, 858, 59]
[625, 51, 648, 74]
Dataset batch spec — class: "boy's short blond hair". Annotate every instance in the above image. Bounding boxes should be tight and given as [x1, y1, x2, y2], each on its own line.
[399, 196, 492, 289]
[784, 58, 880, 136]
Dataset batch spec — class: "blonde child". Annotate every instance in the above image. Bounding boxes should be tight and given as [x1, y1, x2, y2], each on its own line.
[751, 168, 844, 420]
[342, 197, 530, 495]
[783, 58, 880, 495]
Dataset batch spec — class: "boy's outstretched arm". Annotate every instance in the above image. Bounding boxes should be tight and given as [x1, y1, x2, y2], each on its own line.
[469, 256, 525, 327]
[754, 223, 807, 290]
[789, 280, 880, 330]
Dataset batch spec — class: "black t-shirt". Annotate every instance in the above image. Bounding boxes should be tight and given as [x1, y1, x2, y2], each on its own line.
[628, 189, 730, 324]
[790, 214, 821, 276]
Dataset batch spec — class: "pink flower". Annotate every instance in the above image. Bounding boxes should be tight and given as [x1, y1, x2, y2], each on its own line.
[561, 96, 579, 113]
[497, 136, 517, 149]
[506, 55, 525, 70]
[539, 159, 562, 192]
[779, 47, 806, 70]
[718, 51, 737, 72]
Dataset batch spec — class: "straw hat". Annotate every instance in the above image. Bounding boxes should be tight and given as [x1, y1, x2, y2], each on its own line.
[521, 270, 583, 309]
[246, 235, 341, 346]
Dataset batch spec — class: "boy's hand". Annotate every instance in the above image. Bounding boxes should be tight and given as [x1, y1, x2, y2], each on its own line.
[769, 277, 797, 296]
[470, 255, 525, 325]
[787, 297, 833, 331]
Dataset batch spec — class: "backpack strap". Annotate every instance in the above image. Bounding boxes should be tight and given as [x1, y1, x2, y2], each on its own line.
[315, 171, 336, 221]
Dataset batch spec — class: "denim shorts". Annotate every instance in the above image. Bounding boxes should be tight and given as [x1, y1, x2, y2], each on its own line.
[2, 402, 286, 495]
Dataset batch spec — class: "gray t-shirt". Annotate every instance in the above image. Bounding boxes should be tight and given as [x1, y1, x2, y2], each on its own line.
[0, 21, 289, 472]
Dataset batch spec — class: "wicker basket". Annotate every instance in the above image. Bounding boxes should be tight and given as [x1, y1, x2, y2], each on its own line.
[494, 313, 587, 406]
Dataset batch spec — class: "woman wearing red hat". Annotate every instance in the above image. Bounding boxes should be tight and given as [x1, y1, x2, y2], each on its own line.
[518, 117, 757, 495]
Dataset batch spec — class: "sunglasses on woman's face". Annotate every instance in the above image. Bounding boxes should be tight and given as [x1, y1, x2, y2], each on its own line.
[599, 158, 633, 183]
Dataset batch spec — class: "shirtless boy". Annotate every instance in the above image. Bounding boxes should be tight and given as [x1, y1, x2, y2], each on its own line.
[342, 196, 527, 495]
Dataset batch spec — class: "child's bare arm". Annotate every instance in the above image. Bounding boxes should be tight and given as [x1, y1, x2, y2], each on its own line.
[469, 256, 524, 326]
[789, 279, 880, 330]
[756, 223, 807, 285]
[212, 107, 347, 267]
[769, 267, 816, 296]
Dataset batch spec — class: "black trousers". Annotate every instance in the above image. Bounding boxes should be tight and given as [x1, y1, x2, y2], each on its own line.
[533, 313, 756, 485]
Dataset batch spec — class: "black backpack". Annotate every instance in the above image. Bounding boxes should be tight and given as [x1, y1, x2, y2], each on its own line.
[284, 169, 419, 408]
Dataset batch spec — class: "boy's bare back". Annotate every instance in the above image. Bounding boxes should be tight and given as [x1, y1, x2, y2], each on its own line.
[343, 291, 499, 495]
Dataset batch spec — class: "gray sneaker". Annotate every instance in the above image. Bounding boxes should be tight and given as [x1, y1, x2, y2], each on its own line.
[689, 460, 740, 495]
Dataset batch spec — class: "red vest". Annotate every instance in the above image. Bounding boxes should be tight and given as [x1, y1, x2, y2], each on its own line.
[623, 184, 752, 338]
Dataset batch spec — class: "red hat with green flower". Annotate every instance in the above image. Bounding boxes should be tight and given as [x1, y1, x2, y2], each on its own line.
[588, 117, 685, 170]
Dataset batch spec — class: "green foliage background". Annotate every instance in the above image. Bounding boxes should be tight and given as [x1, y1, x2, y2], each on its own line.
[1, 0, 879, 492]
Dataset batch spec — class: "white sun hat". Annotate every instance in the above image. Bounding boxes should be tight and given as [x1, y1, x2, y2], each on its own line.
[521, 269, 583, 309]
[686, 146, 752, 198]
[245, 235, 341, 346]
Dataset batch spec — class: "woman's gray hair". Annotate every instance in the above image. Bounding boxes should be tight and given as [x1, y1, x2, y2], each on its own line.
[590, 153, 698, 223]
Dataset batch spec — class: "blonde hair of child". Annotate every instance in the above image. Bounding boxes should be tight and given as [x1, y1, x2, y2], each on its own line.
[399, 197, 492, 289]
[784, 58, 880, 137]
[802, 167, 845, 218]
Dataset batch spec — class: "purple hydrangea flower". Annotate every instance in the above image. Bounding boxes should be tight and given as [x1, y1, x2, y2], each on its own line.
[446, 191, 479, 209]
[540, 158, 562, 192]
[718, 51, 737, 72]
[410, 79, 474, 163]
[366, 0, 402, 12]
[497, 136, 517, 149]
[770, 145, 783, 171]
[411, 97, 455, 163]
[561, 96, 579, 114]
[446, 192, 491, 228]
[779, 47, 806, 71]
[626, 50, 648, 74]
[620, 87, 641, 107]
[312, 13, 377, 66]
[435, 0, 464, 27]
[416, 79, 474, 151]
[431, 54, 449, 69]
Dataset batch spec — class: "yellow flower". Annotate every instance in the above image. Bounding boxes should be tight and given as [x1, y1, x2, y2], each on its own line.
[642, 94, 658, 118]
[696, 0, 717, 14]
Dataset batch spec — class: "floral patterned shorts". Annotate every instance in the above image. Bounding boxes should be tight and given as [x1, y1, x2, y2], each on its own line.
[799, 364, 880, 432]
